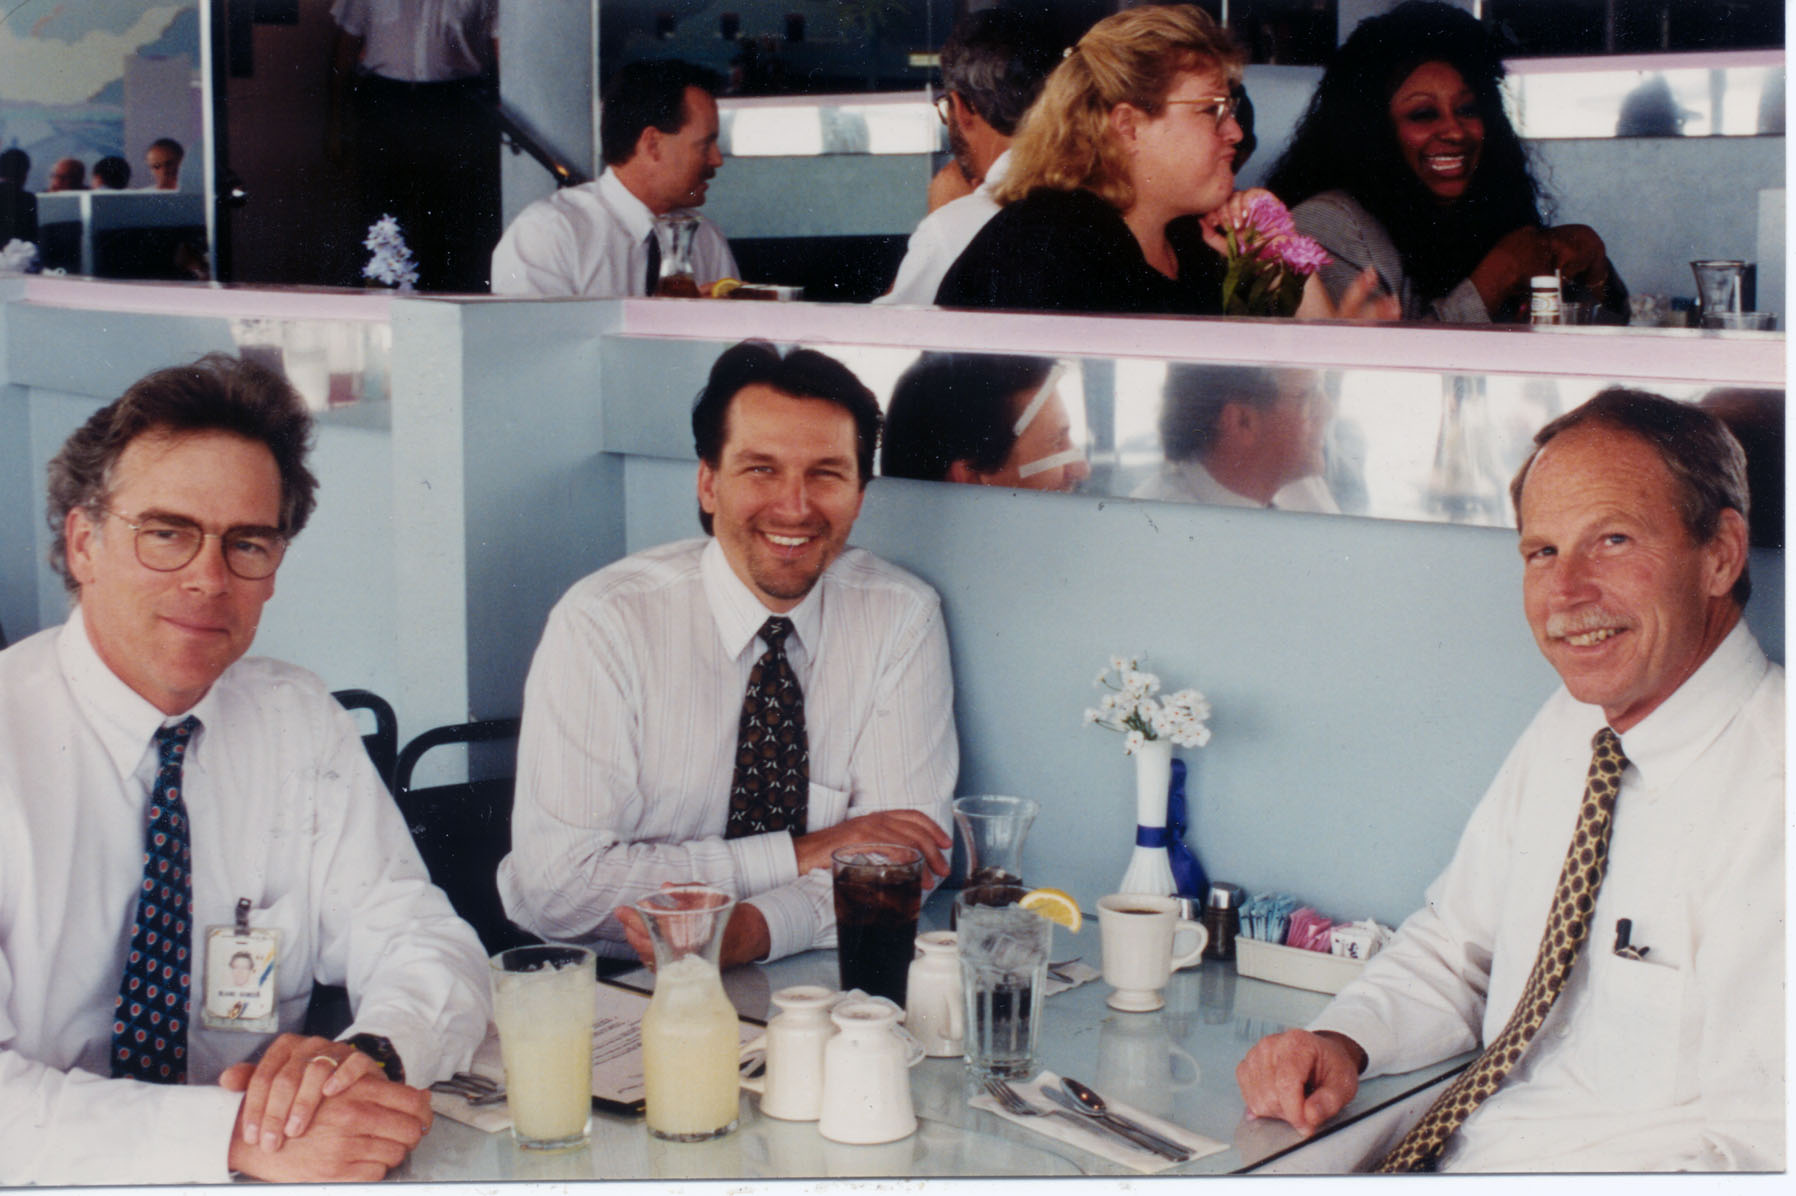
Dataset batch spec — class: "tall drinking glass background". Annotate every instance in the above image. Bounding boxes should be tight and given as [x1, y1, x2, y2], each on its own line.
[489, 944, 597, 1150]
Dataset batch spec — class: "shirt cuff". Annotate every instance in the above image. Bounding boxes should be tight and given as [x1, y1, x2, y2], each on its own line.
[725, 828, 798, 897]
[745, 884, 818, 963]
[161, 1083, 245, 1183]
[1308, 1006, 1399, 1079]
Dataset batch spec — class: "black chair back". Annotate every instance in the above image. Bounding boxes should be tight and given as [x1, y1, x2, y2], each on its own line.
[394, 718, 537, 954]
[331, 688, 399, 792]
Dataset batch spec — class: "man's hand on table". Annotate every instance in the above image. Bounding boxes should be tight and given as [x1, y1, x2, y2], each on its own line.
[792, 810, 951, 879]
[1236, 1029, 1366, 1136]
[220, 1032, 432, 1181]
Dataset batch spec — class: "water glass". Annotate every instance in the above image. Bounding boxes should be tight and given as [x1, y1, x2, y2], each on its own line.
[955, 893, 1050, 1078]
[489, 944, 597, 1150]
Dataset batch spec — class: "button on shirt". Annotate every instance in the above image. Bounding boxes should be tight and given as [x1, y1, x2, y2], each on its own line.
[490, 169, 738, 298]
[498, 538, 958, 962]
[332, 0, 496, 82]
[1313, 622, 1784, 1171]
[0, 610, 490, 1185]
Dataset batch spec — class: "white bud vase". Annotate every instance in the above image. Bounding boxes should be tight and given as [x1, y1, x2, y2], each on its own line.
[1117, 738, 1177, 896]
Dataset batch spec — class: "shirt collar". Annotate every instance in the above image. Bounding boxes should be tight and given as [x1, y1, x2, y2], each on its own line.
[981, 149, 1012, 192]
[699, 537, 824, 661]
[599, 168, 656, 243]
[58, 605, 211, 780]
[1612, 619, 1767, 794]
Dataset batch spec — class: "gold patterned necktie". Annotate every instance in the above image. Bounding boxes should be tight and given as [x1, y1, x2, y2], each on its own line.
[725, 617, 809, 838]
[1375, 726, 1628, 1173]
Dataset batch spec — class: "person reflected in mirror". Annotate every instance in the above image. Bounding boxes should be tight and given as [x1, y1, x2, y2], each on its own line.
[500, 342, 955, 972]
[0, 356, 490, 1185]
[0, 148, 37, 244]
[145, 139, 184, 191]
[881, 352, 1089, 493]
[491, 60, 737, 298]
[329, 0, 498, 292]
[1132, 364, 1336, 511]
[93, 155, 133, 190]
[935, 5, 1394, 320]
[1265, 1, 1625, 323]
[47, 157, 86, 192]
[879, 10, 1062, 305]
[1236, 391, 1779, 1171]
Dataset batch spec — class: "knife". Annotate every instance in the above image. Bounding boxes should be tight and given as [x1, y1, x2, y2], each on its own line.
[1042, 1087, 1192, 1161]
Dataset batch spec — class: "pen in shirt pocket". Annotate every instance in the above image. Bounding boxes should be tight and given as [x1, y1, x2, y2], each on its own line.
[1613, 917, 1650, 961]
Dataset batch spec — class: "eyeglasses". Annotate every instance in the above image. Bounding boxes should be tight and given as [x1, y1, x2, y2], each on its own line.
[100, 508, 288, 580]
[932, 93, 952, 125]
[1164, 95, 1240, 128]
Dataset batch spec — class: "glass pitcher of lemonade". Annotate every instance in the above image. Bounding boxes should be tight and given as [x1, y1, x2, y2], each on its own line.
[634, 885, 741, 1140]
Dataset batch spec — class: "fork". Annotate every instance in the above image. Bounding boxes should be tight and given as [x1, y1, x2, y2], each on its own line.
[430, 1072, 508, 1106]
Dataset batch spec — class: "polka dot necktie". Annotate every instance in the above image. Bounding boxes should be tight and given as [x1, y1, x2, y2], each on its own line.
[725, 617, 809, 839]
[1375, 726, 1628, 1172]
[110, 716, 201, 1084]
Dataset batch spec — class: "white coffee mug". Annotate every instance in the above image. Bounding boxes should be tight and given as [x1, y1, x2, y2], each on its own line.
[904, 931, 964, 1058]
[739, 984, 834, 1121]
[1097, 893, 1209, 1012]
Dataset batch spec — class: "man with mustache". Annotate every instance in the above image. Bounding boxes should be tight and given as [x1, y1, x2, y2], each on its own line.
[0, 356, 489, 1184]
[491, 59, 737, 298]
[500, 342, 955, 968]
[1237, 389, 1782, 1171]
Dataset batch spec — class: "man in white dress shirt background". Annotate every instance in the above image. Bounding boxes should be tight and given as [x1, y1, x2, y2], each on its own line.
[1235, 388, 1783, 1171]
[491, 59, 738, 298]
[878, 9, 1061, 306]
[500, 341, 956, 969]
[0, 356, 489, 1184]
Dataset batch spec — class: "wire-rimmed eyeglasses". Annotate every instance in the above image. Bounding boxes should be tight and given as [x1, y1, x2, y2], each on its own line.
[100, 508, 288, 580]
[1163, 94, 1240, 128]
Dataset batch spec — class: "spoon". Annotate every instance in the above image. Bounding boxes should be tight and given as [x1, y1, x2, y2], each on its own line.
[1060, 1075, 1191, 1160]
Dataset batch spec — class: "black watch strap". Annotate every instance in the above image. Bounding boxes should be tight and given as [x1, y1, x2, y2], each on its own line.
[345, 1032, 405, 1084]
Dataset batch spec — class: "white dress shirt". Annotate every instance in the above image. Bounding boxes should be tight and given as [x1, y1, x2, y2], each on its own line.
[499, 537, 958, 962]
[1130, 458, 1340, 514]
[331, 0, 496, 82]
[490, 169, 738, 298]
[1313, 621, 1784, 1171]
[876, 149, 1009, 306]
[0, 610, 490, 1185]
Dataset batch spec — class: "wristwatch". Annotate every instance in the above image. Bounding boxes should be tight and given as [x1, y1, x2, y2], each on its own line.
[345, 1032, 406, 1084]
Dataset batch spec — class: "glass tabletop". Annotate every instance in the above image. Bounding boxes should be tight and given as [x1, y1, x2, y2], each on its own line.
[401, 906, 1468, 1180]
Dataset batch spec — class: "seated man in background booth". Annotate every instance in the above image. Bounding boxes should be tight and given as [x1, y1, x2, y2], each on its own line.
[145, 139, 184, 191]
[1133, 364, 1337, 512]
[1237, 389, 1783, 1171]
[93, 155, 133, 190]
[500, 341, 956, 968]
[0, 356, 490, 1185]
[881, 351, 1090, 493]
[47, 156, 86, 192]
[878, 9, 1061, 305]
[491, 59, 737, 298]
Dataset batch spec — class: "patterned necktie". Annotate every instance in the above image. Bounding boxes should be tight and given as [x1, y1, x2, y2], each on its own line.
[111, 716, 201, 1084]
[1375, 726, 1628, 1172]
[643, 229, 661, 296]
[726, 617, 809, 838]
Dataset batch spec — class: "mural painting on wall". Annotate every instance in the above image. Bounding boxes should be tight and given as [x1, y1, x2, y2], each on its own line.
[0, 3, 200, 194]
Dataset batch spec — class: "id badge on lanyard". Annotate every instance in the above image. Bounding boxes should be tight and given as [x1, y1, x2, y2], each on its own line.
[201, 897, 280, 1032]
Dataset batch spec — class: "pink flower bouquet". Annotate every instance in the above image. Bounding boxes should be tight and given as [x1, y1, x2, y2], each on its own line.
[1218, 194, 1330, 317]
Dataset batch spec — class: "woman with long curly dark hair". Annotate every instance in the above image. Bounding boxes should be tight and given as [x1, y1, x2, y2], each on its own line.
[1265, 1, 1622, 323]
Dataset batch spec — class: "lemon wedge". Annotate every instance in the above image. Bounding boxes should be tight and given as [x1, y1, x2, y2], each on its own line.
[1019, 887, 1082, 932]
[709, 277, 744, 298]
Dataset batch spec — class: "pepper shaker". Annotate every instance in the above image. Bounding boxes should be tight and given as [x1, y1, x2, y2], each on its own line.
[1203, 882, 1245, 961]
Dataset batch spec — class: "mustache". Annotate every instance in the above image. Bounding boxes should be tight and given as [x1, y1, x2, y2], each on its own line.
[1545, 609, 1630, 639]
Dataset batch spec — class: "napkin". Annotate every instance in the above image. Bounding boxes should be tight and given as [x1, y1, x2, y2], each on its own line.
[1044, 961, 1100, 997]
[969, 1069, 1225, 1173]
[428, 1029, 512, 1133]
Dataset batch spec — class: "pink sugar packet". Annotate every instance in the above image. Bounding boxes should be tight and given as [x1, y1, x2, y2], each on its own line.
[1284, 906, 1335, 953]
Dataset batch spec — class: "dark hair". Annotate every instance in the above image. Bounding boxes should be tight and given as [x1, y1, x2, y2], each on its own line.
[1264, 1, 1544, 302]
[0, 148, 28, 184]
[691, 341, 881, 534]
[940, 9, 1063, 138]
[600, 60, 723, 167]
[1159, 364, 1299, 462]
[148, 137, 185, 160]
[93, 155, 132, 189]
[882, 353, 1055, 481]
[46, 354, 318, 593]
[230, 951, 254, 969]
[1510, 387, 1751, 607]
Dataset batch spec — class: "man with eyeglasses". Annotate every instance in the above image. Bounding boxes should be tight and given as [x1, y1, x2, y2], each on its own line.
[0, 355, 489, 1184]
[878, 10, 1060, 305]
